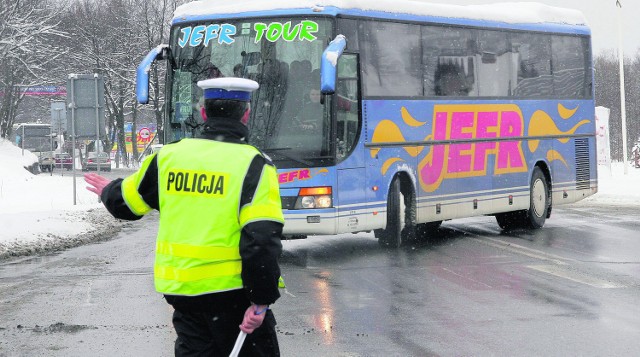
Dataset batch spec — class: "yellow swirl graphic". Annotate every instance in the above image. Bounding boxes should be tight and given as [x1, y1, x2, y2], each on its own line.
[558, 103, 578, 119]
[370, 119, 425, 158]
[527, 104, 591, 172]
[528, 110, 590, 153]
[546, 150, 568, 168]
[381, 158, 405, 175]
[401, 107, 427, 127]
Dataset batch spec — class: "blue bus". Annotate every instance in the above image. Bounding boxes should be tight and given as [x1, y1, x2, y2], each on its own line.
[136, 1, 596, 247]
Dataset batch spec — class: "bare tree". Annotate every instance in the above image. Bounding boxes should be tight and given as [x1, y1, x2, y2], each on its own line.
[594, 50, 640, 162]
[0, 0, 68, 139]
[57, 0, 186, 166]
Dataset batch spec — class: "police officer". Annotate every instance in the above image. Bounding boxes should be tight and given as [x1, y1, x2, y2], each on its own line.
[84, 77, 284, 356]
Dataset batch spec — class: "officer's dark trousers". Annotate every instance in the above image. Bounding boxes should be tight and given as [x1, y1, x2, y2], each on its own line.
[171, 298, 280, 357]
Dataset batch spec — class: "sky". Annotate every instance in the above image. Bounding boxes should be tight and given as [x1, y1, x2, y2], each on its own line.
[438, 0, 640, 56]
[1, 137, 639, 258]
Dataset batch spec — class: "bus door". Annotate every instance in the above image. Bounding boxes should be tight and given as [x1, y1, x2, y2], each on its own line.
[334, 54, 368, 232]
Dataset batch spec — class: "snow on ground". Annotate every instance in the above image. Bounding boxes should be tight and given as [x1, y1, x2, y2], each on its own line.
[0, 138, 126, 259]
[0, 136, 638, 259]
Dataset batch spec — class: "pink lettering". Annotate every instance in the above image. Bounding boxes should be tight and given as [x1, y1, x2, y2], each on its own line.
[448, 112, 474, 173]
[298, 169, 311, 179]
[287, 171, 299, 181]
[473, 112, 498, 171]
[497, 111, 524, 170]
[421, 112, 448, 186]
[278, 173, 288, 184]
[417, 105, 527, 193]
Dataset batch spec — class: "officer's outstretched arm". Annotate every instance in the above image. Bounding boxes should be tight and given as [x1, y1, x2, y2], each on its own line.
[101, 154, 160, 220]
[239, 155, 285, 305]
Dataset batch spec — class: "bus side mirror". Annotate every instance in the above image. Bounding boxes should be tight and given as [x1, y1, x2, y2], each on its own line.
[136, 44, 171, 104]
[320, 34, 347, 96]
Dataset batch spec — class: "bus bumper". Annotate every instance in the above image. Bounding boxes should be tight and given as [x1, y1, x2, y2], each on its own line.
[282, 208, 337, 235]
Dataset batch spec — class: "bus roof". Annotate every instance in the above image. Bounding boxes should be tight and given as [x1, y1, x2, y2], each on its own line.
[173, 0, 588, 28]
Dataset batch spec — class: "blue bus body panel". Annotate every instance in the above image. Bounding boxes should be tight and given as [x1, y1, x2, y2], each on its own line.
[172, 6, 590, 36]
[277, 98, 597, 234]
[363, 99, 597, 207]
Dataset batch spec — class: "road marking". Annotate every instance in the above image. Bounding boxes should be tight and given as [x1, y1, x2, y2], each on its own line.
[84, 281, 93, 305]
[527, 264, 626, 289]
[441, 267, 493, 289]
[470, 237, 571, 265]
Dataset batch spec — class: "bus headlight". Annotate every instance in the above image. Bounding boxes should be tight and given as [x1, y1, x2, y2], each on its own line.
[300, 196, 316, 208]
[294, 187, 333, 209]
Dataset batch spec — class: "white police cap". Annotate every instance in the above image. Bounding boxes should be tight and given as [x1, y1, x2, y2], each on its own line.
[197, 77, 259, 102]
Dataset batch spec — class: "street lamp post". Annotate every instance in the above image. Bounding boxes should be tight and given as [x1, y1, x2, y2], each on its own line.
[617, 0, 629, 174]
[54, 107, 63, 171]
[54, 108, 63, 150]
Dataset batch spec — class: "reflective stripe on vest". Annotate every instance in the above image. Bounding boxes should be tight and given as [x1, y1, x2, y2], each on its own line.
[239, 204, 283, 226]
[239, 164, 284, 226]
[155, 260, 242, 282]
[122, 174, 153, 216]
[156, 241, 241, 261]
[121, 154, 155, 216]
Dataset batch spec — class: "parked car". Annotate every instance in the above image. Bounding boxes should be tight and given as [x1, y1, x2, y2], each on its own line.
[82, 152, 111, 172]
[38, 152, 55, 172]
[54, 153, 73, 170]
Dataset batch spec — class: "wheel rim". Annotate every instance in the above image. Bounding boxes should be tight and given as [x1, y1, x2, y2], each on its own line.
[531, 178, 546, 217]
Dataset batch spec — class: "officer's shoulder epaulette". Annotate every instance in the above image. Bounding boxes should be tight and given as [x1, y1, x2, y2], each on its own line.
[253, 147, 275, 167]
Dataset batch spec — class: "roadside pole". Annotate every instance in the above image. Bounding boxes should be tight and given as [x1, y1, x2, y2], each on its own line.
[50, 127, 53, 176]
[617, 0, 628, 174]
[94, 74, 101, 174]
[70, 75, 77, 205]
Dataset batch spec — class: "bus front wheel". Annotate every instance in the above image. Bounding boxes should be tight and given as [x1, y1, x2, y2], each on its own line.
[375, 177, 404, 248]
[374, 177, 416, 248]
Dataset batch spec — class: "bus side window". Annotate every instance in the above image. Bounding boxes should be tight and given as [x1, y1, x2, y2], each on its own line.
[336, 54, 359, 161]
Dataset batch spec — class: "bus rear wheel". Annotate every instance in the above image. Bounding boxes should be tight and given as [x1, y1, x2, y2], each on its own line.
[495, 167, 549, 230]
[526, 167, 549, 228]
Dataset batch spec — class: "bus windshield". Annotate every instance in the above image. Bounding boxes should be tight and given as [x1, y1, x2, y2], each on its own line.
[167, 17, 334, 168]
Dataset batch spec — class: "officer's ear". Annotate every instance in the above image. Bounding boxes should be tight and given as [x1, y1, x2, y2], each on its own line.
[201, 107, 207, 121]
[241, 105, 250, 126]
[240, 103, 251, 126]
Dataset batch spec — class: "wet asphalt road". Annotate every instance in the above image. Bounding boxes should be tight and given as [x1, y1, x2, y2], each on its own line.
[1, 202, 640, 356]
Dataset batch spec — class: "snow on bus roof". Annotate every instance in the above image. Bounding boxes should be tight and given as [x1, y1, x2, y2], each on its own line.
[173, 0, 587, 27]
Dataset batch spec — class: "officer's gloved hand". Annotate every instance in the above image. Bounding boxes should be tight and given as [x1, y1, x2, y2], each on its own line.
[239, 304, 268, 334]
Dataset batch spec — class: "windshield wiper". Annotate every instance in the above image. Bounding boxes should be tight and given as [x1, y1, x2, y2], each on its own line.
[263, 147, 313, 166]
[264, 147, 292, 151]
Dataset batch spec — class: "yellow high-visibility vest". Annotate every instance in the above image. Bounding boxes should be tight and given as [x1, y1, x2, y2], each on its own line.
[121, 138, 283, 296]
